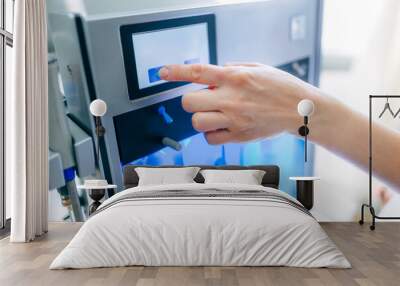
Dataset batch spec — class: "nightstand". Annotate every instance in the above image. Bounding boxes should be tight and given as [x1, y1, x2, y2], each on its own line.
[289, 177, 320, 210]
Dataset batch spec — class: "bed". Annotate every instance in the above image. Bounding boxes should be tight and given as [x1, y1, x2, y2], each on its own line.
[50, 165, 350, 269]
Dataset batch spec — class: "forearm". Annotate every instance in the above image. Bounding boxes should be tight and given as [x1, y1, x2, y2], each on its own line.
[307, 93, 400, 189]
[160, 63, 400, 190]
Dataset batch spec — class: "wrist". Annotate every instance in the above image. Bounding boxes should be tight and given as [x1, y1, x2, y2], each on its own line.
[307, 92, 349, 146]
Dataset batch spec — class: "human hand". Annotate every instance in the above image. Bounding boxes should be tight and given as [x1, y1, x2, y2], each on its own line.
[159, 63, 321, 144]
[159, 63, 400, 191]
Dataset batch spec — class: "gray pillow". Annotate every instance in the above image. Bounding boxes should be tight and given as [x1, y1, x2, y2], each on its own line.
[200, 169, 266, 185]
[135, 167, 201, 186]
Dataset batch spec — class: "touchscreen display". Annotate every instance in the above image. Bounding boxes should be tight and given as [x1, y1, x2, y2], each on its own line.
[132, 23, 210, 89]
[120, 14, 216, 100]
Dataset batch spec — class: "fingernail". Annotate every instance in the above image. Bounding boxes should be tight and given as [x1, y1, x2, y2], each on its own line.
[158, 67, 169, 79]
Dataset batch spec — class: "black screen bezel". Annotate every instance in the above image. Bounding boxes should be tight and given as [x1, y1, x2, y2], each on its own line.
[120, 14, 217, 100]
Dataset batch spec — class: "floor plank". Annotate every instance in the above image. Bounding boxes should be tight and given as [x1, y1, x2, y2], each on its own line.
[0, 222, 399, 286]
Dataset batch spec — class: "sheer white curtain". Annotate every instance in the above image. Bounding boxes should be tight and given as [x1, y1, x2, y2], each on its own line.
[7, 0, 48, 242]
[311, 0, 400, 221]
[373, 0, 400, 94]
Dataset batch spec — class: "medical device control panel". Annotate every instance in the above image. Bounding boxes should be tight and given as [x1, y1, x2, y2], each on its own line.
[120, 14, 217, 100]
[113, 57, 310, 164]
[48, 0, 322, 190]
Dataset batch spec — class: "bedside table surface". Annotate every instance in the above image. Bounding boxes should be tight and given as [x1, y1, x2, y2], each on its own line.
[289, 176, 320, 181]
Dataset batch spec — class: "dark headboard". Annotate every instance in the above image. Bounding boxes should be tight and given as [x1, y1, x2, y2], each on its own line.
[123, 165, 280, 189]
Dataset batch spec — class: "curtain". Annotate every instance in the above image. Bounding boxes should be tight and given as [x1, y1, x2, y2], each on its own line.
[367, 0, 400, 95]
[7, 0, 48, 242]
[313, 0, 400, 221]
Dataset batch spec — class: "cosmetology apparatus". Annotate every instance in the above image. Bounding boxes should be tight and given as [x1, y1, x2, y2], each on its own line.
[47, 0, 323, 208]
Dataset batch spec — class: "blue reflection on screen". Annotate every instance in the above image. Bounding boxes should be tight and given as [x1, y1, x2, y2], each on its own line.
[148, 66, 163, 83]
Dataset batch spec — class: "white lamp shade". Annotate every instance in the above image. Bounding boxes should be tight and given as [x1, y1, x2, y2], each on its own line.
[89, 99, 107, 117]
[297, 99, 314, 116]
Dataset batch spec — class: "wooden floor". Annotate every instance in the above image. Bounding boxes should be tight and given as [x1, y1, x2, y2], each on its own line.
[1, 222, 400, 286]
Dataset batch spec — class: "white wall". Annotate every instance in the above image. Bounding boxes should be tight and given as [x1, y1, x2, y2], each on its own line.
[312, 0, 400, 221]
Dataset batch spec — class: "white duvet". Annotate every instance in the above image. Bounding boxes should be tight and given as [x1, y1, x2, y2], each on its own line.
[50, 183, 350, 269]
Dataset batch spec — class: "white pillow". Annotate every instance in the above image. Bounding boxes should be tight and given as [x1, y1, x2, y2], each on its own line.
[135, 167, 200, 186]
[200, 169, 266, 185]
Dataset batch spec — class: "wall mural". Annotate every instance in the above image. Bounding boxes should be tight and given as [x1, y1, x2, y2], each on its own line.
[47, 0, 320, 221]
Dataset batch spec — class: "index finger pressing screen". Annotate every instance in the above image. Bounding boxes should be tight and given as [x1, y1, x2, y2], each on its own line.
[159, 64, 226, 86]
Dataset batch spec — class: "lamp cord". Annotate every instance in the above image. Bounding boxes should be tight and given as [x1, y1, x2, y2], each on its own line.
[95, 116, 101, 170]
[305, 133, 308, 162]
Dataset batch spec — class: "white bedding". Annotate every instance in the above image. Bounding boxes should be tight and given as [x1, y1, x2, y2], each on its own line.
[50, 183, 350, 269]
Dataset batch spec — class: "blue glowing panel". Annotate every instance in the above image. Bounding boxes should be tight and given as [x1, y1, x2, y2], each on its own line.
[130, 133, 308, 197]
